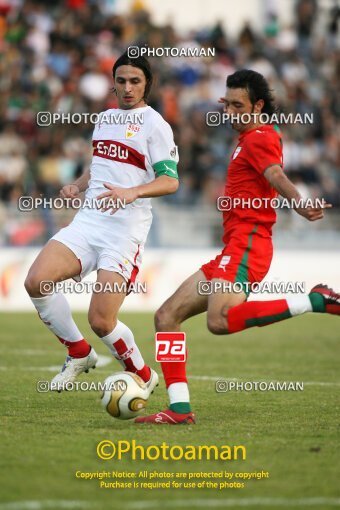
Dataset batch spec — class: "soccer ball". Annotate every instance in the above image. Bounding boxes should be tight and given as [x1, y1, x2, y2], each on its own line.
[101, 372, 148, 420]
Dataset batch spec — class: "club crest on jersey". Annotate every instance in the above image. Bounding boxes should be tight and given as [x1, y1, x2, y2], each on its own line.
[233, 147, 242, 160]
[126, 123, 140, 139]
[218, 256, 231, 271]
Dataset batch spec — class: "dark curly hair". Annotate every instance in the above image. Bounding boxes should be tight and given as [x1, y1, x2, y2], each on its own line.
[226, 69, 278, 115]
[112, 51, 153, 100]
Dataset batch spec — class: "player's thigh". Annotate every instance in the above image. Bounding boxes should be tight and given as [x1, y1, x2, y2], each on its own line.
[207, 278, 247, 334]
[88, 270, 127, 335]
[25, 240, 81, 295]
[155, 270, 208, 329]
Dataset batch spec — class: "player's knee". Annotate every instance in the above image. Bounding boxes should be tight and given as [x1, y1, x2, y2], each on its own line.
[207, 316, 226, 335]
[24, 272, 42, 297]
[154, 305, 168, 330]
[154, 304, 176, 330]
[89, 314, 116, 338]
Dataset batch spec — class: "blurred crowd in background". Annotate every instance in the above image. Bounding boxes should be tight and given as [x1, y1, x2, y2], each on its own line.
[0, 0, 339, 246]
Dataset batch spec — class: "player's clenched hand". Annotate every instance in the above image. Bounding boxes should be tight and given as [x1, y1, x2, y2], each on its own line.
[295, 201, 332, 221]
[97, 183, 139, 215]
[60, 184, 80, 200]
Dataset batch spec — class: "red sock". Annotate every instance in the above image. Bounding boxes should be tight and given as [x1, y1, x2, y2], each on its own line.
[226, 299, 292, 333]
[57, 337, 91, 358]
[135, 365, 151, 383]
[113, 338, 151, 383]
[161, 350, 188, 388]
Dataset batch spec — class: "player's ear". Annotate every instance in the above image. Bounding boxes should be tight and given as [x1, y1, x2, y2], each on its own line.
[254, 99, 264, 113]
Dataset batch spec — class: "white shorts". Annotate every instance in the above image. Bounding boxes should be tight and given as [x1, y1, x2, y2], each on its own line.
[51, 214, 145, 285]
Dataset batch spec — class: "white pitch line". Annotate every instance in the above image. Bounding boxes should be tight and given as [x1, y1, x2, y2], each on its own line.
[10, 349, 58, 355]
[188, 376, 340, 387]
[126, 497, 340, 509]
[20, 354, 113, 372]
[1, 363, 339, 387]
[1, 498, 339, 510]
[84, 371, 340, 387]
[303, 382, 340, 387]
[0, 501, 91, 510]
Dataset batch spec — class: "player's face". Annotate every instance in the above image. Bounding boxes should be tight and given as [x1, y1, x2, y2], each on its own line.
[220, 88, 263, 132]
[114, 65, 147, 109]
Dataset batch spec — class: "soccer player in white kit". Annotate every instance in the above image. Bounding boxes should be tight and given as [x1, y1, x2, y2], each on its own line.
[24, 52, 179, 395]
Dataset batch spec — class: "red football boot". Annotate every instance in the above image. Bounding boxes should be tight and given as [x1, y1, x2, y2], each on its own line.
[135, 409, 196, 425]
[310, 284, 340, 314]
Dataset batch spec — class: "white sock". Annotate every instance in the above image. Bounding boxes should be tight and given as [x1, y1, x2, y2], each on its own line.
[168, 382, 190, 404]
[31, 293, 83, 342]
[286, 294, 312, 316]
[100, 320, 146, 372]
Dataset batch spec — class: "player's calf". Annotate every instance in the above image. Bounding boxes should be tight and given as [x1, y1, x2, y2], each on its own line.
[96, 318, 156, 386]
[207, 282, 247, 335]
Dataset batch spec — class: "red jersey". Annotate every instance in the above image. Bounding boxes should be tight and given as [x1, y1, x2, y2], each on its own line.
[223, 124, 283, 240]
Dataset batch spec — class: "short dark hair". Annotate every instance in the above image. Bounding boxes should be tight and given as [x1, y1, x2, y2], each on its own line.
[112, 52, 153, 100]
[226, 69, 278, 115]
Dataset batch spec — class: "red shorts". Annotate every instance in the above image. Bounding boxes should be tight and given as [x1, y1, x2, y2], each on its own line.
[200, 224, 273, 295]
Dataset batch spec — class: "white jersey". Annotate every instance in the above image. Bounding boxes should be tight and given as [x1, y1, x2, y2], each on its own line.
[53, 105, 178, 283]
[75, 105, 178, 246]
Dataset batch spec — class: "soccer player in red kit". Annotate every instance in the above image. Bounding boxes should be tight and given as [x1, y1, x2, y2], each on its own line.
[136, 69, 340, 425]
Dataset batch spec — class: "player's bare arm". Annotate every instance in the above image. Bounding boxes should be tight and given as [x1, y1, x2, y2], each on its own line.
[97, 175, 179, 213]
[264, 164, 332, 221]
[60, 168, 91, 199]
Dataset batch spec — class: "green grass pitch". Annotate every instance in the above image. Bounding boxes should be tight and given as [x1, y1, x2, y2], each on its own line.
[0, 312, 339, 510]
